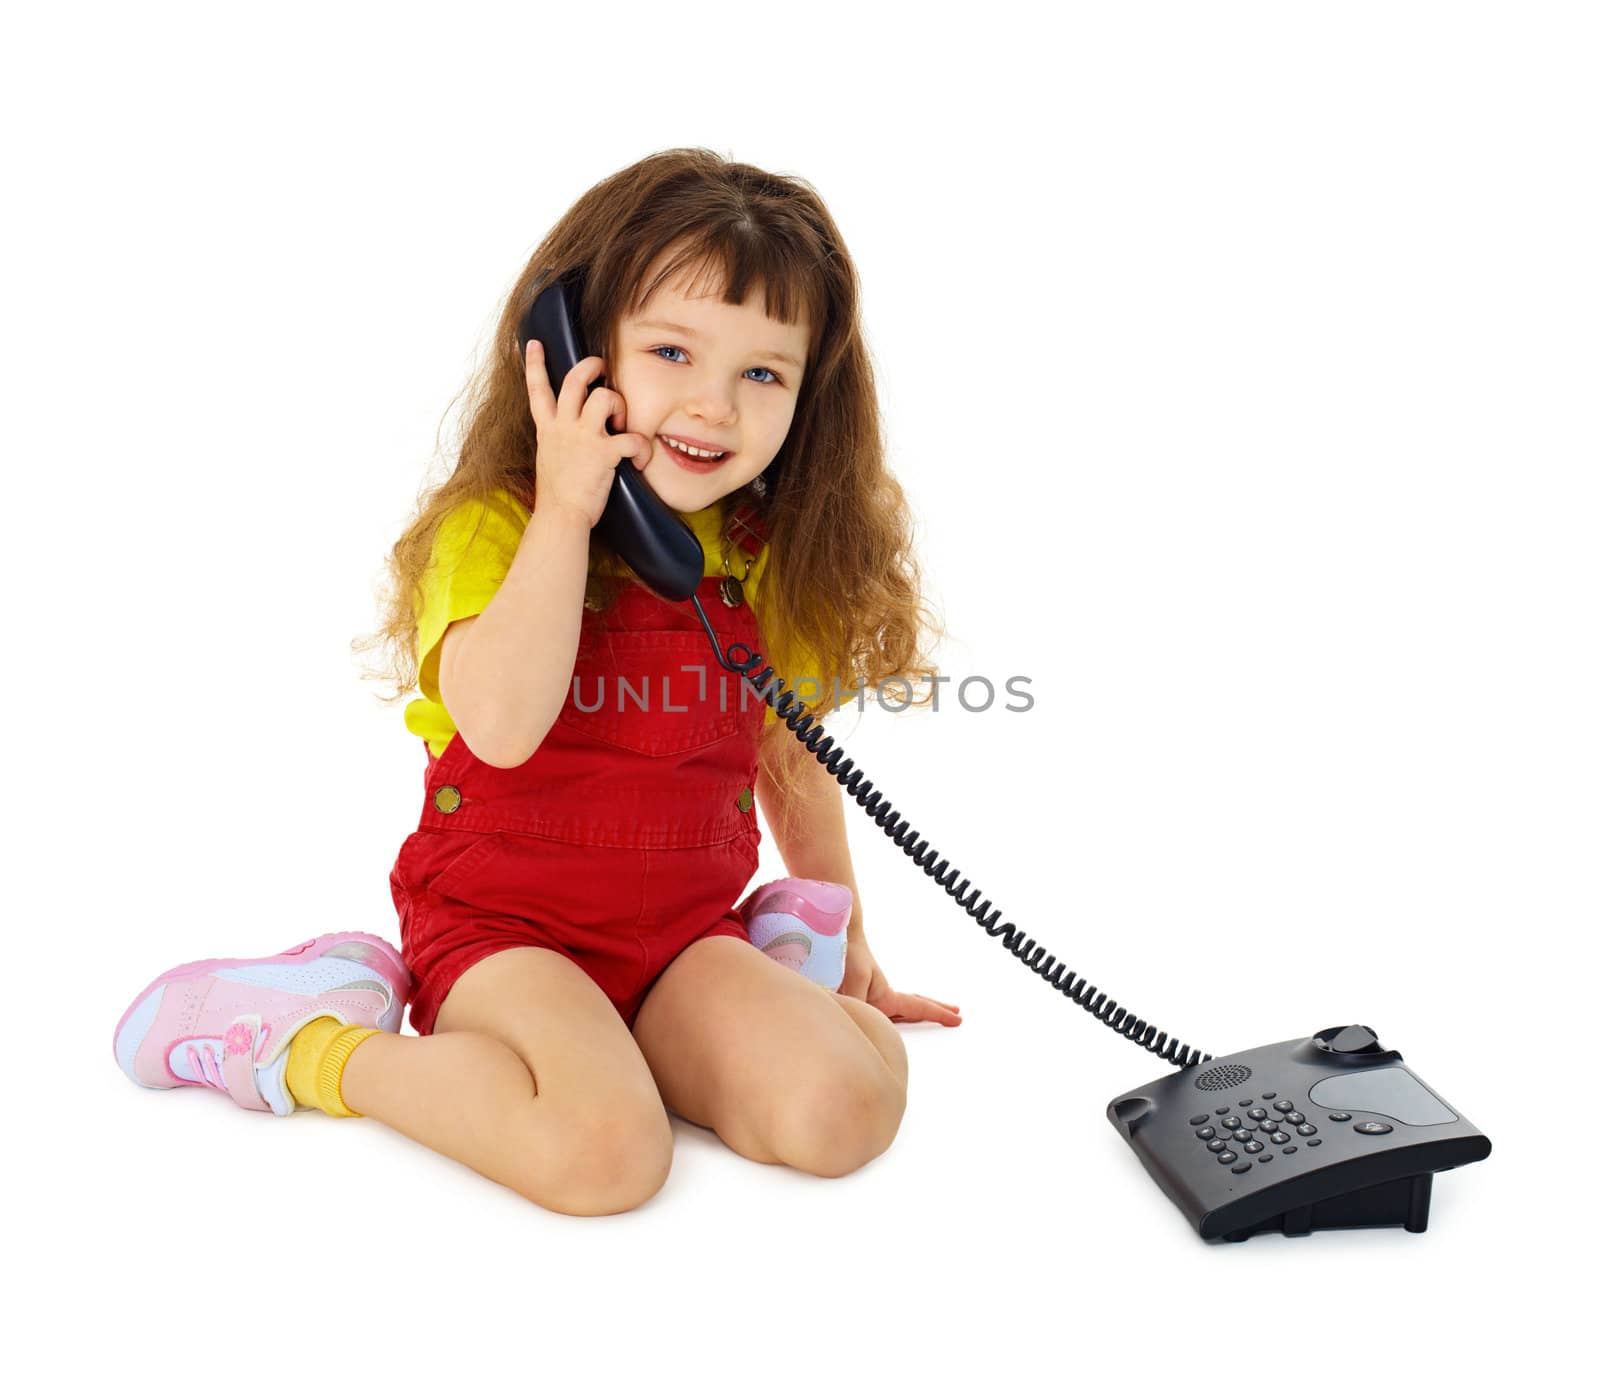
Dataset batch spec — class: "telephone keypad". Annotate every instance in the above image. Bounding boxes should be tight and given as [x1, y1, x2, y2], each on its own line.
[1202, 1099, 1324, 1172]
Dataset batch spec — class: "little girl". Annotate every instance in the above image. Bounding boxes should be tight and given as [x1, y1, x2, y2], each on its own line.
[112, 148, 960, 1216]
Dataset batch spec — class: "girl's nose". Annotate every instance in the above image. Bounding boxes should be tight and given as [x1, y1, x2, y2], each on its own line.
[686, 387, 736, 427]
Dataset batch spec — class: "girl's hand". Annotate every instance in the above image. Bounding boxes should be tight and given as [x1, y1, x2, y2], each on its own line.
[842, 930, 962, 1027]
[523, 341, 654, 530]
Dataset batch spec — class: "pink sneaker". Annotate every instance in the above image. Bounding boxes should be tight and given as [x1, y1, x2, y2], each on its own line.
[737, 877, 852, 992]
[112, 932, 411, 1115]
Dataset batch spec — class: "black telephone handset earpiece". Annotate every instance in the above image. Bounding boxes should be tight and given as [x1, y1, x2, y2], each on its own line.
[517, 274, 706, 602]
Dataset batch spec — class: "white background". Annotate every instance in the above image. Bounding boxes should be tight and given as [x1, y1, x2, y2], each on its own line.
[6, 0, 1594, 1371]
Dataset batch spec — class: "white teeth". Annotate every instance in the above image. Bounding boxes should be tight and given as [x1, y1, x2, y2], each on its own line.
[662, 436, 726, 459]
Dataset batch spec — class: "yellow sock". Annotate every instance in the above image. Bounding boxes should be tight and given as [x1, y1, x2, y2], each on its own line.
[285, 1017, 381, 1117]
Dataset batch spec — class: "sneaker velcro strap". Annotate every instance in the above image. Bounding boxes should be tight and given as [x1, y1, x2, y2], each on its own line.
[220, 1017, 271, 1113]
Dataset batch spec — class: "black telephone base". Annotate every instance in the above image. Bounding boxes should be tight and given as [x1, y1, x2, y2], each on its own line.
[1107, 1025, 1491, 1243]
[1215, 1170, 1435, 1241]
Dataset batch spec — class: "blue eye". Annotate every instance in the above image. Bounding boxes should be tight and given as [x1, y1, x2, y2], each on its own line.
[650, 346, 782, 386]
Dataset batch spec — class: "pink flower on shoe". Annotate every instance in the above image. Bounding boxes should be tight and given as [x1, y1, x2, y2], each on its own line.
[223, 1021, 256, 1058]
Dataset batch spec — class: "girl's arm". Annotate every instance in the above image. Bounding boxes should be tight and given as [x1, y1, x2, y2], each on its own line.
[753, 725, 865, 937]
[440, 500, 592, 768]
[754, 722, 962, 1025]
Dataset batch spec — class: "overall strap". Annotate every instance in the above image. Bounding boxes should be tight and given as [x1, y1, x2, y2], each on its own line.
[725, 501, 770, 560]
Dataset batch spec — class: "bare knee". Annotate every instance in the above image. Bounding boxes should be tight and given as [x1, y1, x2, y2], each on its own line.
[768, 1062, 907, 1179]
[508, 1102, 674, 1216]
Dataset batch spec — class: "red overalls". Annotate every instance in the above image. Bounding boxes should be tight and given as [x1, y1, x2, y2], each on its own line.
[388, 568, 770, 1036]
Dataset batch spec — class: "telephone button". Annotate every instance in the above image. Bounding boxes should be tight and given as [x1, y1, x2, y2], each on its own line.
[1206, 1139, 1227, 1153]
[1196, 1127, 1216, 1140]
[1238, 1099, 1254, 1107]
[1244, 1140, 1264, 1154]
[1231, 1162, 1252, 1174]
[1329, 1112, 1353, 1122]
[1282, 1145, 1297, 1154]
[1259, 1154, 1274, 1163]
[1260, 1120, 1280, 1132]
[1273, 1100, 1294, 1114]
[1285, 1111, 1306, 1125]
[1261, 1092, 1277, 1100]
[1221, 1116, 1242, 1130]
[1307, 1138, 1322, 1146]
[1233, 1130, 1252, 1143]
[1270, 1132, 1291, 1145]
[1296, 1123, 1318, 1136]
[1215, 1107, 1231, 1116]
[1353, 1121, 1394, 1135]
[1247, 1108, 1268, 1121]
[1189, 1114, 1211, 1125]
[1217, 1151, 1238, 1164]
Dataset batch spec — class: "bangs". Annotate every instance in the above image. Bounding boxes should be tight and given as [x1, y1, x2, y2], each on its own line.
[627, 228, 823, 340]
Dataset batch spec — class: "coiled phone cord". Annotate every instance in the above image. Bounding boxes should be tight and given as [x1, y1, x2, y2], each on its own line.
[690, 596, 1211, 1070]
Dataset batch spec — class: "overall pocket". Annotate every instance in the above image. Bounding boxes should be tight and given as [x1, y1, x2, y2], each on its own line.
[558, 630, 740, 758]
[422, 831, 509, 903]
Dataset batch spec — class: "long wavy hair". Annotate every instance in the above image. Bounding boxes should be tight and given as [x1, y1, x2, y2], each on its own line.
[354, 147, 944, 805]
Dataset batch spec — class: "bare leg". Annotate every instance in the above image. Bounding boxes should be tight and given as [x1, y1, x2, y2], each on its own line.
[634, 936, 907, 1177]
[340, 947, 673, 1217]
[831, 992, 909, 1093]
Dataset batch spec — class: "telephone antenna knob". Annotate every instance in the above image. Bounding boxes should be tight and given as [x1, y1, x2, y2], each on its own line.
[1313, 1024, 1385, 1055]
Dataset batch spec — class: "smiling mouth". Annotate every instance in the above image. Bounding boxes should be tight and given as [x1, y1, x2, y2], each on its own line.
[659, 435, 733, 468]
[660, 434, 731, 460]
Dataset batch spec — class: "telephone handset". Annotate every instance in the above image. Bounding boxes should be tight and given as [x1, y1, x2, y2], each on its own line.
[514, 274, 1491, 1241]
[517, 274, 706, 602]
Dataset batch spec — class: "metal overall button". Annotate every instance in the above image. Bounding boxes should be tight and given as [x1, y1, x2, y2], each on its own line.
[433, 785, 463, 814]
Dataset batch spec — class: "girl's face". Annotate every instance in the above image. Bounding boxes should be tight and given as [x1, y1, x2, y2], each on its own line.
[608, 257, 810, 514]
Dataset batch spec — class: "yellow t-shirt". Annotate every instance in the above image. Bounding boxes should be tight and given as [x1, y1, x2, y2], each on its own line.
[402, 489, 844, 759]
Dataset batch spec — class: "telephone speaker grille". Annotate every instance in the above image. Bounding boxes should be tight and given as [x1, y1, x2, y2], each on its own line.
[1194, 1063, 1252, 1091]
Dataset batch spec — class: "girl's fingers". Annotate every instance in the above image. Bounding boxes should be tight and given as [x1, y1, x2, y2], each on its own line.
[887, 993, 963, 1026]
[523, 340, 554, 423]
[613, 431, 653, 471]
[581, 378, 629, 435]
[556, 354, 608, 422]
